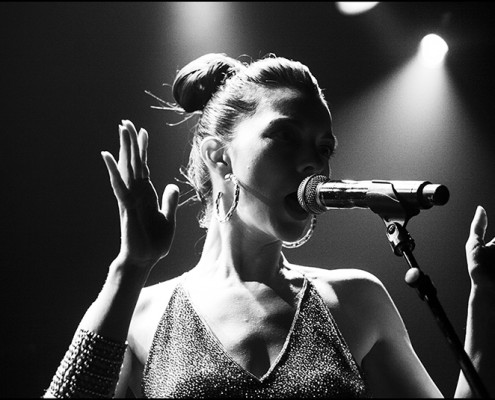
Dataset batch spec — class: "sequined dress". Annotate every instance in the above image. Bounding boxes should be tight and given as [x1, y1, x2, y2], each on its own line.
[141, 274, 370, 398]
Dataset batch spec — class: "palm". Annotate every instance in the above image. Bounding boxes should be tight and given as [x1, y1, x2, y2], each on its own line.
[466, 206, 495, 289]
[101, 120, 179, 270]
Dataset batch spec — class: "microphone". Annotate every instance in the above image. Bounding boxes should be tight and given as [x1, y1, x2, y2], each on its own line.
[297, 174, 450, 215]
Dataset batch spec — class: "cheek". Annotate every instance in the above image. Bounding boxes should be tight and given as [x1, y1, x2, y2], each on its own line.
[232, 154, 280, 211]
[241, 164, 273, 202]
[238, 154, 282, 189]
[232, 144, 266, 182]
[230, 141, 291, 201]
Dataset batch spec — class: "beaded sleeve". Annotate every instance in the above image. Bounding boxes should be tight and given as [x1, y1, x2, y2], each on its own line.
[45, 329, 127, 398]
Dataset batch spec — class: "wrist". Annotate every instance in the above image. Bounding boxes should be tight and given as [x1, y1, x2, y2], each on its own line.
[468, 285, 495, 322]
[106, 256, 153, 289]
[115, 247, 161, 269]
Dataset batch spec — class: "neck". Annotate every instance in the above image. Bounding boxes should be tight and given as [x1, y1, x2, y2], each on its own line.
[194, 216, 287, 284]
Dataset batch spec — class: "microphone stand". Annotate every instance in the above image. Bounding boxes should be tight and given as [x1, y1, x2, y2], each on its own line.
[366, 182, 489, 398]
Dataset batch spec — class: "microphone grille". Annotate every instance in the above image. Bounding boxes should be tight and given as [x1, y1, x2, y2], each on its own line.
[297, 174, 328, 214]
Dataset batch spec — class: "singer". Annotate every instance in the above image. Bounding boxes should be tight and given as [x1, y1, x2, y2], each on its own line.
[44, 53, 495, 398]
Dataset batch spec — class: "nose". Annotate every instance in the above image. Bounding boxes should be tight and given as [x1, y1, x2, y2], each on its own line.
[297, 145, 329, 177]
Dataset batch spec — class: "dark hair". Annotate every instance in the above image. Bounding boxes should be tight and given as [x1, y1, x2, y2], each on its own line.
[171, 53, 328, 228]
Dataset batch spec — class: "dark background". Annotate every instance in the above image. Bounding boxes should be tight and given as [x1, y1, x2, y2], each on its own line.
[2, 2, 495, 397]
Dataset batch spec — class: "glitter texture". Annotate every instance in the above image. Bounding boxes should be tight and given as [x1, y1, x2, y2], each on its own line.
[142, 276, 370, 398]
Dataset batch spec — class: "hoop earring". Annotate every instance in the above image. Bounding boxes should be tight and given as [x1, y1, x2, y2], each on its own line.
[215, 173, 240, 222]
[282, 214, 317, 249]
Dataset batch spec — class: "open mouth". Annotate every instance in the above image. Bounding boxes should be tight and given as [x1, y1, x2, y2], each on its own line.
[285, 192, 308, 220]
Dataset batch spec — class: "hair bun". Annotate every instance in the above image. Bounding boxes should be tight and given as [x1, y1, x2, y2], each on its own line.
[172, 53, 244, 113]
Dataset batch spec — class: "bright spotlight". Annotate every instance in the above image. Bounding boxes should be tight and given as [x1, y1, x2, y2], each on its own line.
[336, 2, 379, 16]
[418, 34, 449, 68]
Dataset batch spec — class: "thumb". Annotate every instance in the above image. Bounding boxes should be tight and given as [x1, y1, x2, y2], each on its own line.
[161, 184, 180, 221]
[470, 205, 488, 244]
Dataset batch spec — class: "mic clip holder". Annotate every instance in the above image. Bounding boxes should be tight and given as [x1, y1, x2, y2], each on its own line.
[366, 181, 489, 398]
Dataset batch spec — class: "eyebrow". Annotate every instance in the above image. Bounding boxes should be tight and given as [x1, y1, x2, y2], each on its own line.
[265, 117, 335, 143]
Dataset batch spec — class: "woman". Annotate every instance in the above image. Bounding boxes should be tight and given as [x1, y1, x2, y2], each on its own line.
[45, 53, 495, 398]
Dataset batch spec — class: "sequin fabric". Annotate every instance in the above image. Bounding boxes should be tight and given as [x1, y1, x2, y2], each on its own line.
[142, 276, 370, 398]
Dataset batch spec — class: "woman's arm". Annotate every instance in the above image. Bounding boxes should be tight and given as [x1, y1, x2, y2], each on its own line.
[44, 120, 179, 398]
[356, 272, 443, 398]
[455, 206, 495, 398]
[299, 265, 443, 397]
[363, 206, 494, 398]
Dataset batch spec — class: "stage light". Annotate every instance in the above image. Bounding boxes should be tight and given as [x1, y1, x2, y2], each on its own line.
[167, 2, 236, 62]
[335, 2, 379, 16]
[418, 34, 449, 68]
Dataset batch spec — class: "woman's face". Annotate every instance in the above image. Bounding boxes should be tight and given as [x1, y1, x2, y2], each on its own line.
[227, 87, 334, 244]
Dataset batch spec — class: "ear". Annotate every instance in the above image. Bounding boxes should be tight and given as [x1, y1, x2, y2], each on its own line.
[200, 137, 231, 177]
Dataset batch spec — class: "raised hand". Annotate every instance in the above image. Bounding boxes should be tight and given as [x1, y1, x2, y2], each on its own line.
[101, 120, 179, 271]
[465, 206, 495, 290]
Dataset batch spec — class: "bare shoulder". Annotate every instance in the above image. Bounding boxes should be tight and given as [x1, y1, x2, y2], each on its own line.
[128, 275, 184, 363]
[293, 264, 381, 283]
[290, 264, 399, 366]
[293, 264, 397, 326]
[134, 276, 182, 318]
[292, 264, 387, 305]
[114, 276, 184, 397]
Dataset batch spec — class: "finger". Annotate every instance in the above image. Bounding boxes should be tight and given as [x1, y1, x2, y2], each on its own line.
[101, 151, 127, 201]
[470, 205, 488, 244]
[138, 128, 150, 179]
[122, 120, 142, 180]
[161, 184, 180, 222]
[118, 124, 132, 187]
[117, 124, 126, 169]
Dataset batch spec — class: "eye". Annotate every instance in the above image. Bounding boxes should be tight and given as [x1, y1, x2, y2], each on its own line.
[319, 143, 334, 159]
[272, 129, 296, 142]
